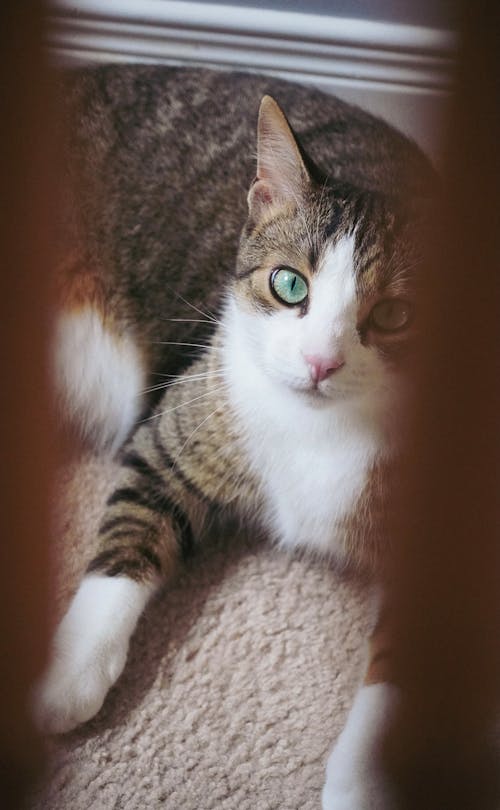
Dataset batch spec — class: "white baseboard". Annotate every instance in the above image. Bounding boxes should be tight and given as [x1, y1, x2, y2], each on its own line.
[47, 0, 457, 161]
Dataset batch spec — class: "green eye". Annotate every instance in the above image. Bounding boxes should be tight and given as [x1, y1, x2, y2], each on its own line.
[370, 299, 412, 332]
[270, 267, 308, 306]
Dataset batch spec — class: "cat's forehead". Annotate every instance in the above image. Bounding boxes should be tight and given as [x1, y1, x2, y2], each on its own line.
[307, 235, 358, 331]
[313, 185, 419, 296]
[315, 185, 401, 249]
[236, 181, 421, 313]
[315, 234, 356, 305]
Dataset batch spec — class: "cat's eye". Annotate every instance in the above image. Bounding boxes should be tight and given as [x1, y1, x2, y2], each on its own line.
[370, 299, 412, 332]
[270, 267, 308, 306]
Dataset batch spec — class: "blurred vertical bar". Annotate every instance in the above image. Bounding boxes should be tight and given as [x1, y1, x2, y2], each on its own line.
[0, 2, 55, 807]
[386, 1, 500, 808]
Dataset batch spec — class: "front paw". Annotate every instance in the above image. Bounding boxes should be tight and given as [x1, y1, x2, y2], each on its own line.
[33, 632, 128, 734]
[32, 575, 145, 734]
[322, 767, 394, 810]
[322, 684, 398, 810]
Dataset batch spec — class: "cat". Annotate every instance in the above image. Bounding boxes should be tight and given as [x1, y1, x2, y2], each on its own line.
[35, 64, 435, 809]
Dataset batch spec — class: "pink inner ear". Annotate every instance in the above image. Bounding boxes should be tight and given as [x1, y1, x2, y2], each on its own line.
[252, 178, 274, 206]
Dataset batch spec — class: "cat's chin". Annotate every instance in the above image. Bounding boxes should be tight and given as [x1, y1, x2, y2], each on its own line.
[266, 371, 348, 405]
[291, 383, 350, 408]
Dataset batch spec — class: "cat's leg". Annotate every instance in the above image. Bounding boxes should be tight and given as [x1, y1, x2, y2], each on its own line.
[34, 421, 207, 734]
[54, 260, 147, 454]
[322, 604, 399, 810]
[33, 573, 158, 734]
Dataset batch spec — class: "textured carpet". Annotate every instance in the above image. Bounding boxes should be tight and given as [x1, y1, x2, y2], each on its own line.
[29, 452, 372, 810]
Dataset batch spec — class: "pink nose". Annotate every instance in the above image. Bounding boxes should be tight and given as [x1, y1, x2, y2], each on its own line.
[305, 354, 345, 384]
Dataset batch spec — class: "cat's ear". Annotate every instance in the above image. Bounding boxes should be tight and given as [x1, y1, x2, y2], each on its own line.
[248, 95, 310, 219]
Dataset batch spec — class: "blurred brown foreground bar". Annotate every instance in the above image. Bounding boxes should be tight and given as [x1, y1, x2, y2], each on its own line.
[0, 2, 55, 808]
[385, 2, 500, 808]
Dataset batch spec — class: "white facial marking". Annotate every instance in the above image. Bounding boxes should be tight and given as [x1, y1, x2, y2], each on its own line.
[222, 234, 397, 557]
[253, 236, 360, 395]
[233, 235, 394, 408]
[54, 308, 145, 453]
[301, 236, 358, 364]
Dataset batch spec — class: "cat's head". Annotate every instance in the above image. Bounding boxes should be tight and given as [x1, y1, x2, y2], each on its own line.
[232, 95, 426, 412]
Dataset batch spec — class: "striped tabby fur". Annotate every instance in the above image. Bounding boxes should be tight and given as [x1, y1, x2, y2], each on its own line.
[88, 345, 262, 582]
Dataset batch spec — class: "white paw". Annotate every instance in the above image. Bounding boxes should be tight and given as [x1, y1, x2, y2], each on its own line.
[33, 575, 155, 734]
[322, 771, 394, 810]
[33, 628, 128, 734]
[322, 684, 399, 810]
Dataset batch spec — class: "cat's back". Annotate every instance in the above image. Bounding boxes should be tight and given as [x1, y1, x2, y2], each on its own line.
[59, 64, 436, 322]
[62, 64, 435, 217]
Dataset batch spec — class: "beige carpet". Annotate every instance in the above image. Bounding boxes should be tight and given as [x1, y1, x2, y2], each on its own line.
[29, 452, 372, 810]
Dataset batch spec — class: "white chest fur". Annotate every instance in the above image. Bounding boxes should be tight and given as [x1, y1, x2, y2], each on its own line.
[223, 305, 389, 559]
[257, 411, 380, 557]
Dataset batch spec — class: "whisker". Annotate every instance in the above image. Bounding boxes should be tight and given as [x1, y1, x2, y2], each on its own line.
[150, 366, 224, 379]
[171, 406, 221, 466]
[153, 341, 214, 350]
[139, 370, 226, 396]
[141, 383, 229, 423]
[168, 289, 219, 323]
[161, 317, 216, 325]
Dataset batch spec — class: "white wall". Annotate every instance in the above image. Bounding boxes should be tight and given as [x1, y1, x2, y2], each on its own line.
[169, 0, 459, 29]
[47, 0, 458, 164]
